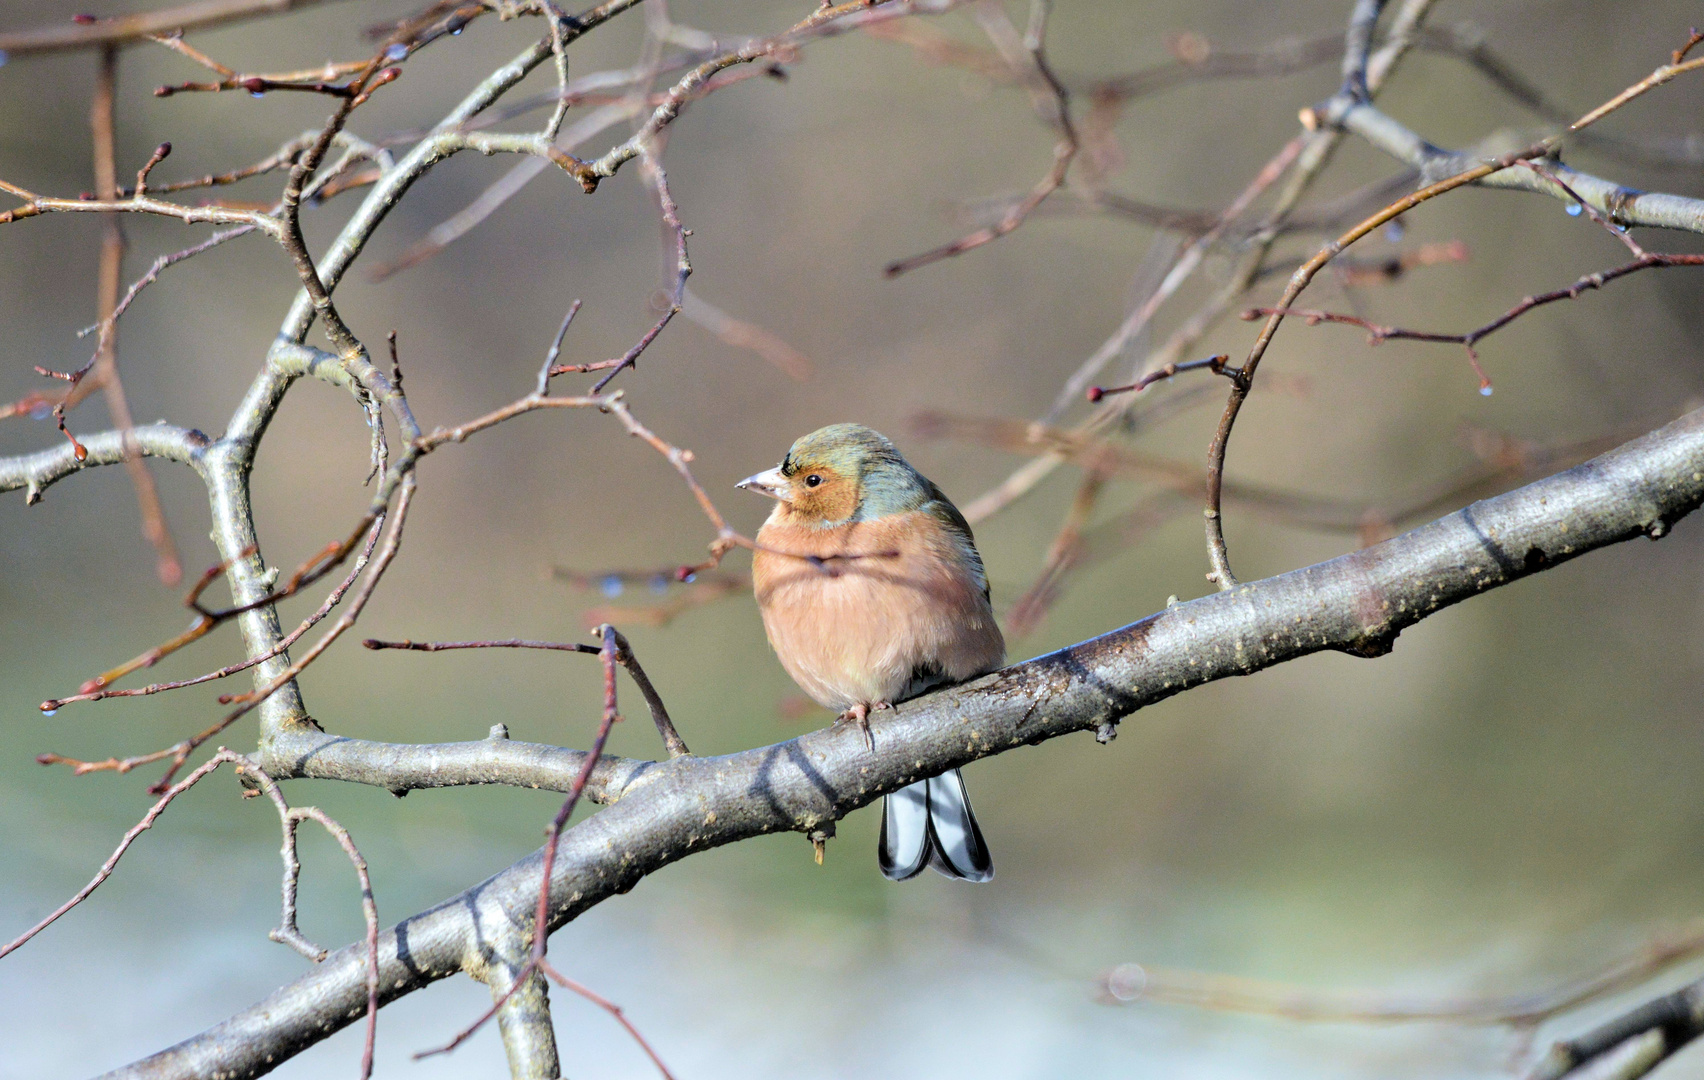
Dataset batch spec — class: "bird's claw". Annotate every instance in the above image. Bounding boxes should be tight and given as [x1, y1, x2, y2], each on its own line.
[837, 702, 888, 752]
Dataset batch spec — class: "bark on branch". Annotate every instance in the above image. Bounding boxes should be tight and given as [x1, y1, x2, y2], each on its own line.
[1335, 100, 1704, 233]
[0, 421, 208, 502]
[105, 405, 1704, 1080]
[258, 727, 654, 802]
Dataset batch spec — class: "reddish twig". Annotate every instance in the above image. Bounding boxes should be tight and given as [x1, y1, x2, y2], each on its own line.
[147, 32, 373, 99]
[114, 134, 316, 197]
[1241, 306, 1494, 389]
[39, 483, 412, 792]
[51, 511, 374, 702]
[42, 517, 384, 712]
[538, 959, 678, 1079]
[1675, 27, 1704, 66]
[85, 47, 185, 585]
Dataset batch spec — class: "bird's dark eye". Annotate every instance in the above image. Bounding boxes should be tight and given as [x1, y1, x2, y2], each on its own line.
[805, 474, 823, 488]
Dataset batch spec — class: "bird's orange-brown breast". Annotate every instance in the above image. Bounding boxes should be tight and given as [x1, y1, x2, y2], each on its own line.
[752, 508, 1005, 711]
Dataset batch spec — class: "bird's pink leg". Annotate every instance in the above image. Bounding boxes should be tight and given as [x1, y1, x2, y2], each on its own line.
[837, 701, 890, 752]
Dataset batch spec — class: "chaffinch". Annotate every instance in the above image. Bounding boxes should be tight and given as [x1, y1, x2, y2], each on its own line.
[738, 424, 1003, 882]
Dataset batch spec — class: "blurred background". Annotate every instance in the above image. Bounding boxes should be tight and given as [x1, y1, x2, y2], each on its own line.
[3, 0, 1704, 1075]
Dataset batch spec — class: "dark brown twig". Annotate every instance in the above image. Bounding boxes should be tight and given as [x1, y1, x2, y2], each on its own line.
[363, 637, 597, 654]
[1087, 354, 1235, 402]
[363, 631, 690, 758]
[42, 517, 384, 712]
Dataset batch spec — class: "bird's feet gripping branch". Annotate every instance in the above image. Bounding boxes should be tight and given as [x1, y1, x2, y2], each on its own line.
[836, 700, 889, 751]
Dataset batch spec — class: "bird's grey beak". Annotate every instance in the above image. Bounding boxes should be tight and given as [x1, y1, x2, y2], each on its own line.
[736, 465, 790, 502]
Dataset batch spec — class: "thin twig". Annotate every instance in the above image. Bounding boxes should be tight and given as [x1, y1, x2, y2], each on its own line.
[0, 750, 239, 959]
[42, 516, 384, 711]
[0, 0, 350, 55]
[1087, 354, 1235, 402]
[364, 632, 688, 757]
[232, 757, 381, 1080]
[1242, 244, 1704, 387]
[48, 514, 377, 704]
[1202, 36, 1704, 588]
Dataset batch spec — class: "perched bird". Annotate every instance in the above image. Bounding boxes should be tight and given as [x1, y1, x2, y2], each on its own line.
[737, 424, 1004, 882]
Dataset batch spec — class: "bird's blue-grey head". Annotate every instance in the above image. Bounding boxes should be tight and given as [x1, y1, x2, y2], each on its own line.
[736, 423, 932, 525]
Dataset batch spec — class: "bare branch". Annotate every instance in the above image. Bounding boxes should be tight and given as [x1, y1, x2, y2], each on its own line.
[884, 0, 1077, 277]
[106, 404, 1704, 1080]
[0, 422, 208, 503]
[1203, 26, 1704, 588]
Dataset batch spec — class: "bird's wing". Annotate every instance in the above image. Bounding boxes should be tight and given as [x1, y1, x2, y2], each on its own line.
[922, 482, 991, 603]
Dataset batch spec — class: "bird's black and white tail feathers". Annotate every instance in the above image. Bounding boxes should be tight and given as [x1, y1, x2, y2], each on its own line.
[878, 665, 995, 882]
[878, 769, 994, 882]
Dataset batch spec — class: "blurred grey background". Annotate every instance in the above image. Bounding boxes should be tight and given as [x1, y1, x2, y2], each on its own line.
[3, 0, 1704, 1075]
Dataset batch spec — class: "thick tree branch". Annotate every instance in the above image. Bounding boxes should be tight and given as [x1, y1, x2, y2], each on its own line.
[257, 727, 655, 802]
[1333, 97, 1704, 233]
[470, 911, 560, 1079]
[104, 405, 1704, 1080]
[0, 422, 207, 502]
